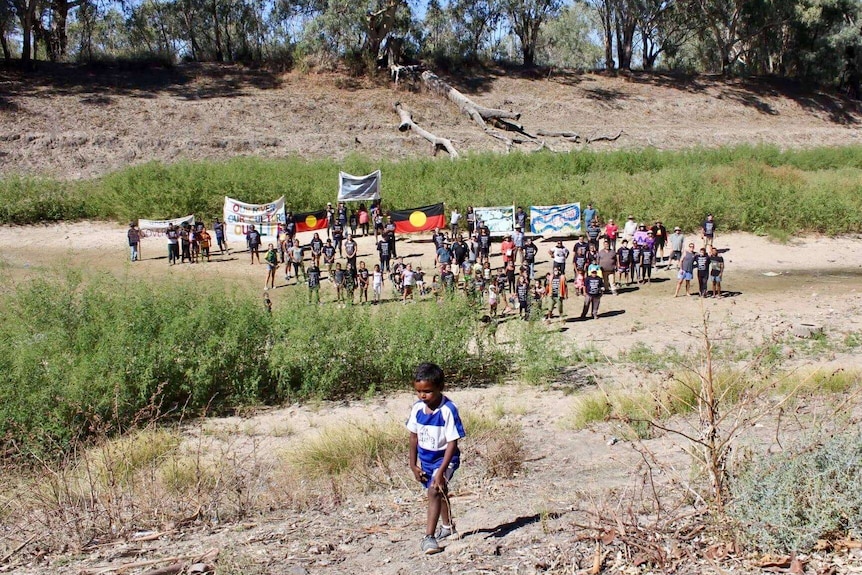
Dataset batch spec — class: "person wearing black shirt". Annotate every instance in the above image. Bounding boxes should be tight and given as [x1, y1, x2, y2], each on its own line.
[523, 238, 538, 279]
[515, 275, 530, 320]
[377, 237, 392, 272]
[322, 240, 336, 276]
[344, 235, 358, 274]
[651, 220, 668, 264]
[285, 212, 296, 242]
[452, 238, 468, 269]
[701, 214, 716, 248]
[307, 263, 321, 304]
[709, 247, 724, 298]
[357, 261, 370, 303]
[332, 221, 345, 257]
[478, 228, 491, 264]
[581, 268, 604, 320]
[245, 224, 261, 265]
[586, 220, 602, 248]
[641, 243, 655, 283]
[309, 233, 323, 267]
[674, 243, 697, 297]
[616, 240, 632, 285]
[695, 247, 711, 297]
[441, 264, 456, 293]
[325, 203, 335, 239]
[385, 218, 397, 257]
[630, 241, 643, 284]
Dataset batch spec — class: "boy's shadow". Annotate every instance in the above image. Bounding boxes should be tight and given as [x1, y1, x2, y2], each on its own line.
[460, 512, 565, 540]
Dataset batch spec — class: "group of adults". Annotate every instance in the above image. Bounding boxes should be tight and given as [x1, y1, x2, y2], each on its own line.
[126, 219, 229, 265]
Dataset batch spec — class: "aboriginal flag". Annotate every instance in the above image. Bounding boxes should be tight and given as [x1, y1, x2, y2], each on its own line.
[391, 203, 446, 234]
[294, 209, 329, 232]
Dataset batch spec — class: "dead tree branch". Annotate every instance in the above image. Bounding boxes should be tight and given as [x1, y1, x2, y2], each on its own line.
[394, 102, 459, 158]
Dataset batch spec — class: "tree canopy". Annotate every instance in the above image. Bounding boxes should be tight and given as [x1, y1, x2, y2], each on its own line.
[1, 0, 859, 91]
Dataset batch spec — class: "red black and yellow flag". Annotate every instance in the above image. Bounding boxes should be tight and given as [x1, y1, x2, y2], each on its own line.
[294, 210, 328, 233]
[390, 203, 446, 234]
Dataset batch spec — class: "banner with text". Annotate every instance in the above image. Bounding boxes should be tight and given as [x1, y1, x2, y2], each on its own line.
[338, 170, 381, 202]
[530, 203, 581, 237]
[223, 196, 286, 246]
[474, 205, 515, 237]
[138, 215, 196, 238]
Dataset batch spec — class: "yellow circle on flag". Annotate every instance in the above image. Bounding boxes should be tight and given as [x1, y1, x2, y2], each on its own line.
[305, 215, 318, 228]
[409, 211, 427, 228]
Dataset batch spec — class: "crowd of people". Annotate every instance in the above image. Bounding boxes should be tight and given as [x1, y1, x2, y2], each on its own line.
[127, 202, 726, 320]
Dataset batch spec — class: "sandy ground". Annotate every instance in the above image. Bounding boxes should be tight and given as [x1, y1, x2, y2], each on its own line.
[2, 223, 862, 573]
[2, 221, 861, 355]
[2, 64, 860, 179]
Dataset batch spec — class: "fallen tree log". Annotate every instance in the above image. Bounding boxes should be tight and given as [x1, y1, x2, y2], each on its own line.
[394, 102, 459, 158]
[536, 130, 581, 142]
[587, 130, 624, 143]
[420, 70, 520, 129]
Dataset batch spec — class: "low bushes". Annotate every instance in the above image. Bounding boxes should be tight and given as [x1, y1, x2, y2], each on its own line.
[730, 432, 862, 553]
[2, 146, 862, 235]
[0, 274, 506, 459]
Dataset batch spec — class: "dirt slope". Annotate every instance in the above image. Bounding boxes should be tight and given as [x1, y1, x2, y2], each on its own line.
[1, 63, 860, 179]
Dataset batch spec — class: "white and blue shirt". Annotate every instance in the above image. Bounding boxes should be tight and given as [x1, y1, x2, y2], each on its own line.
[406, 396, 465, 470]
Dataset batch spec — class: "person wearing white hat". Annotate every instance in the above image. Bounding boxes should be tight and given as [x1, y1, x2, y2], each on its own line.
[669, 226, 685, 270]
[623, 215, 637, 244]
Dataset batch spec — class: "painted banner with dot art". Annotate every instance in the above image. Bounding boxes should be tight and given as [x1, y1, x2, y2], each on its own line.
[390, 203, 446, 233]
[474, 205, 516, 237]
[223, 196, 286, 246]
[529, 203, 581, 237]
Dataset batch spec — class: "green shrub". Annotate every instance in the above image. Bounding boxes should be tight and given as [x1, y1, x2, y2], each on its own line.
[730, 432, 862, 553]
[3, 146, 862, 234]
[0, 273, 507, 458]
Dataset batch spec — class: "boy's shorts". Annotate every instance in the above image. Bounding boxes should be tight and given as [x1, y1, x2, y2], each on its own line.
[422, 462, 457, 488]
[678, 270, 693, 281]
[671, 250, 681, 261]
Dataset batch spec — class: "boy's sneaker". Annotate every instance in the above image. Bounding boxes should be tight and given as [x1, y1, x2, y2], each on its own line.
[421, 535, 441, 555]
[435, 525, 457, 540]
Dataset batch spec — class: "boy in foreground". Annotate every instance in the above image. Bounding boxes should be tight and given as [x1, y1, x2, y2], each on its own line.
[406, 362, 466, 555]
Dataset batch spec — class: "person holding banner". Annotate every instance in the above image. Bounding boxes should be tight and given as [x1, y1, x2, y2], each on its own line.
[127, 223, 141, 262]
[166, 224, 179, 265]
[180, 223, 192, 264]
[213, 218, 228, 254]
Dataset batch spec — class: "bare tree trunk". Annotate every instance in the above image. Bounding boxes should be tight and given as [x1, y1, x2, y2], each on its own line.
[212, 0, 223, 62]
[1, 32, 10, 64]
[394, 102, 459, 158]
[420, 70, 520, 128]
[365, 0, 402, 60]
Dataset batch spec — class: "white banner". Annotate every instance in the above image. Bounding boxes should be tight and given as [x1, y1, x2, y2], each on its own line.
[474, 205, 515, 237]
[138, 215, 196, 238]
[223, 196, 286, 247]
[530, 203, 581, 236]
[338, 170, 381, 202]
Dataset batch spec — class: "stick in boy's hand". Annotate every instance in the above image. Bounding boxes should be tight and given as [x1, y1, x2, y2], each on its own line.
[406, 362, 466, 555]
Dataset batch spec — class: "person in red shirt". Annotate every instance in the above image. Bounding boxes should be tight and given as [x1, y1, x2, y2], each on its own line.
[604, 219, 619, 251]
[500, 234, 516, 266]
